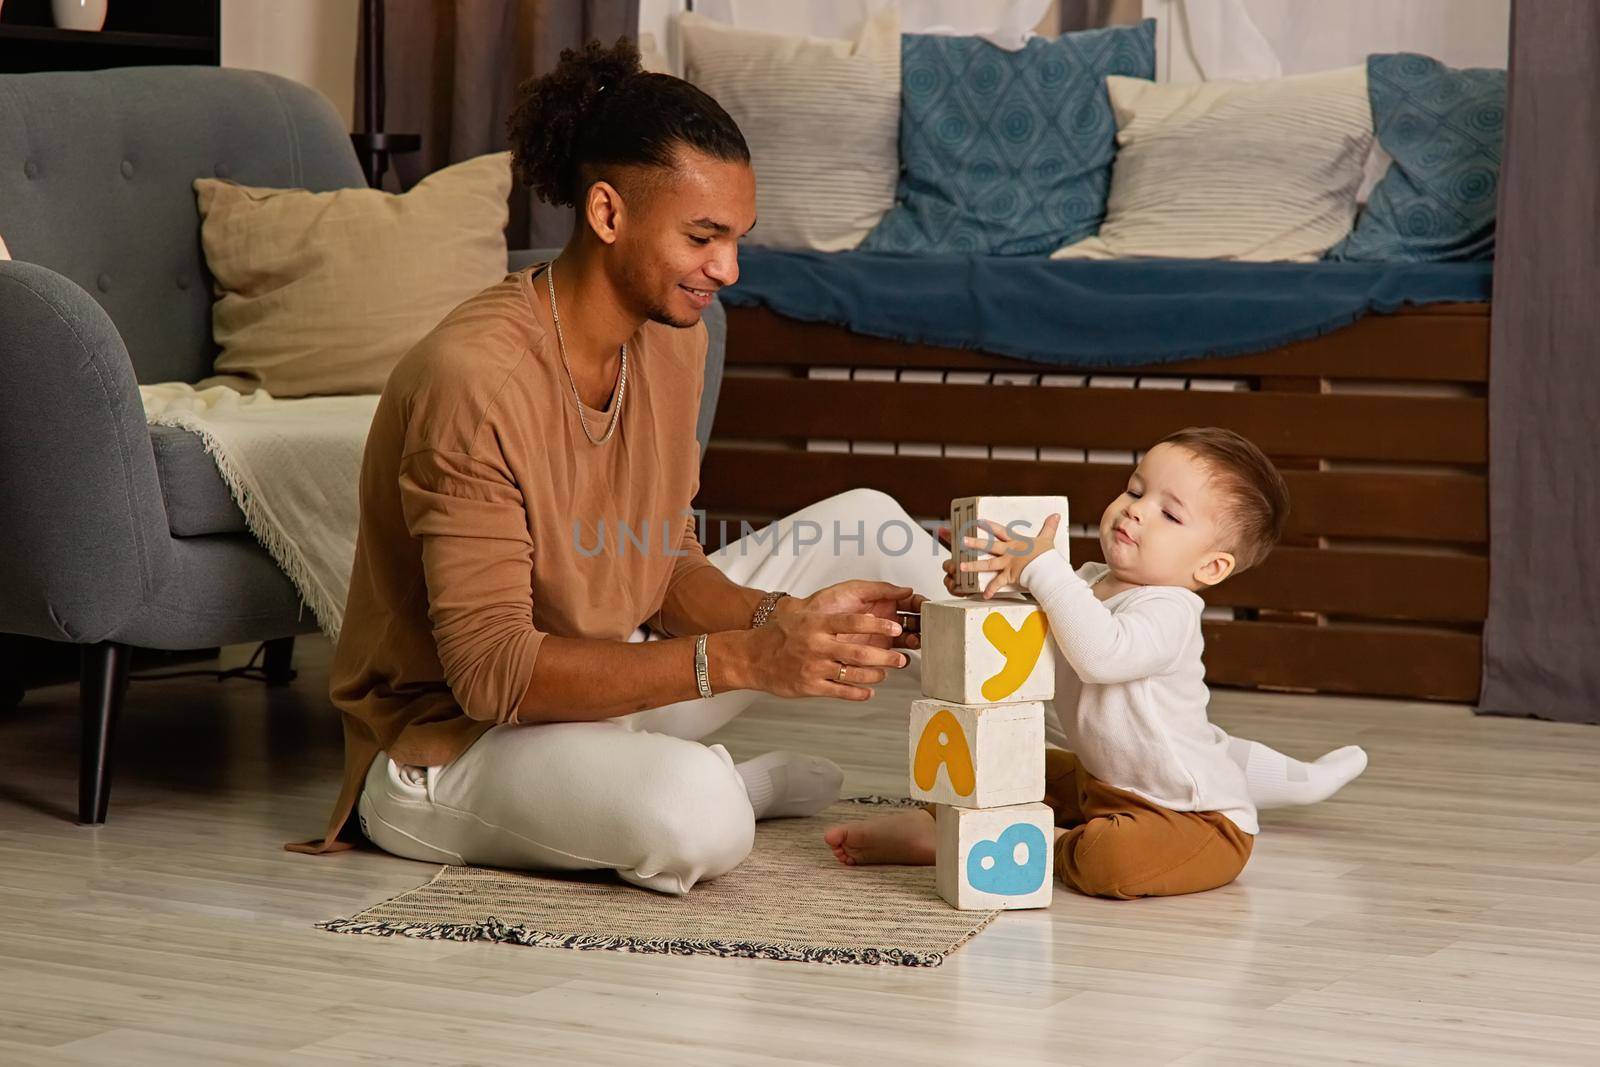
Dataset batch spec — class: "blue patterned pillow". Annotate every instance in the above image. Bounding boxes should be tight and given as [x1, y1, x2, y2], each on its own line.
[860, 21, 1156, 256]
[1327, 53, 1505, 262]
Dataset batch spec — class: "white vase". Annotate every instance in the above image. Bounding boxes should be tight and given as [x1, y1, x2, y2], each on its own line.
[52, 0, 108, 32]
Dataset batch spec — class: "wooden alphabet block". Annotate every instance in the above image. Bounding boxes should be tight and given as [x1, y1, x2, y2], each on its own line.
[919, 598, 1055, 705]
[950, 495, 1070, 597]
[936, 803, 1055, 911]
[908, 698, 1044, 809]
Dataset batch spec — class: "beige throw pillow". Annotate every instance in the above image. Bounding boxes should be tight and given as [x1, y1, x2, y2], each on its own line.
[0, 233, 10, 260]
[194, 152, 511, 397]
[677, 10, 900, 252]
[1053, 67, 1372, 262]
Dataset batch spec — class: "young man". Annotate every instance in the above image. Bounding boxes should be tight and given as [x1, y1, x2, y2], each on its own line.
[289, 39, 922, 893]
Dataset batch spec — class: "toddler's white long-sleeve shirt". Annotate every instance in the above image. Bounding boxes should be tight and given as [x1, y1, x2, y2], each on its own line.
[1020, 550, 1258, 834]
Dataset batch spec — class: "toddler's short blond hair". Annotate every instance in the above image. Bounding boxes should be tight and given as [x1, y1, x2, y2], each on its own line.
[1159, 427, 1290, 573]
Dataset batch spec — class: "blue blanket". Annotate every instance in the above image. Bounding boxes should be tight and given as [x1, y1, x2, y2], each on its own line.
[720, 250, 1493, 368]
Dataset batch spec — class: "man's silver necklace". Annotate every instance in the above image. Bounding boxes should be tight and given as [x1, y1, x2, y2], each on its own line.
[547, 261, 626, 446]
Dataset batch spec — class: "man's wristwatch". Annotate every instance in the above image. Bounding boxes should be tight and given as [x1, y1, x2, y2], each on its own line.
[694, 633, 713, 699]
[750, 589, 789, 629]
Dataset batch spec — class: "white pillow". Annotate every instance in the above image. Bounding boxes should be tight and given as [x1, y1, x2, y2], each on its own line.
[0, 233, 9, 260]
[676, 9, 899, 252]
[1053, 66, 1373, 262]
[685, 1, 1048, 42]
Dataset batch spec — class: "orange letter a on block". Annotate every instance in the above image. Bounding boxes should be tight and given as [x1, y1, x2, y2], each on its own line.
[914, 709, 976, 797]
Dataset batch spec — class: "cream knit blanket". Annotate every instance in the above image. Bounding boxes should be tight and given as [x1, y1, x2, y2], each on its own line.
[139, 383, 378, 640]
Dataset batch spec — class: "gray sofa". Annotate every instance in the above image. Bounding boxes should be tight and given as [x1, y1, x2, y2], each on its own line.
[0, 66, 726, 825]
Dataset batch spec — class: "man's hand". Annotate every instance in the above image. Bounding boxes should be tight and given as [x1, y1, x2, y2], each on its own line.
[791, 580, 925, 650]
[740, 608, 909, 701]
[943, 514, 1063, 600]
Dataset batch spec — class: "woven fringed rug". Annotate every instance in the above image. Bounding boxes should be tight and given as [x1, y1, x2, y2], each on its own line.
[318, 799, 998, 966]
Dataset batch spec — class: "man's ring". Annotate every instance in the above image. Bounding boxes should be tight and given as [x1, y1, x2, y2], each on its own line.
[836, 663, 847, 683]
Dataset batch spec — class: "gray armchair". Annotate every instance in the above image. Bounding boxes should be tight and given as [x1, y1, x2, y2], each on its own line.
[0, 67, 726, 825]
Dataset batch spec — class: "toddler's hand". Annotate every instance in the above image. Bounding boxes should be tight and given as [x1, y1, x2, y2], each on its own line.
[956, 513, 1063, 599]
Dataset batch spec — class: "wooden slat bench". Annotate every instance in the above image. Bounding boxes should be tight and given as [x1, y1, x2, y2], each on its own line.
[697, 302, 1490, 703]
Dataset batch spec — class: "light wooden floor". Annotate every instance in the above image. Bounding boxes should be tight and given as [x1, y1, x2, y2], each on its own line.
[2, 636, 1598, 1066]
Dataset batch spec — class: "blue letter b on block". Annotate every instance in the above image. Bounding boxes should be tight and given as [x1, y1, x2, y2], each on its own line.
[967, 823, 1048, 896]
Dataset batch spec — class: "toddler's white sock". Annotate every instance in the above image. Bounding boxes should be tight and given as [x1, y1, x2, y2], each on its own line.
[736, 751, 844, 820]
[1228, 739, 1368, 809]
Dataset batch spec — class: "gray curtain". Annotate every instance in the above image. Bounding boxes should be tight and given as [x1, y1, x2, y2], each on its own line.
[1478, 0, 1600, 723]
[358, 0, 641, 248]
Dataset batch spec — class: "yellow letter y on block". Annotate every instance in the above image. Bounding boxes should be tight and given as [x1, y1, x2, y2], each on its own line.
[980, 610, 1048, 702]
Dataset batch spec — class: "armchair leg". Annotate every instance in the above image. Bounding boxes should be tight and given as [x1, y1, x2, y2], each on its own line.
[79, 641, 130, 826]
[1, 635, 26, 711]
[263, 636, 297, 687]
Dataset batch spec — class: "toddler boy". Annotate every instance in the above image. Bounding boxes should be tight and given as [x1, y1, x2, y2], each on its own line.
[825, 427, 1306, 899]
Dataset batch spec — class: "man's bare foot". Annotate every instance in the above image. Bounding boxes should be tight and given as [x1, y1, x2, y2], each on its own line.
[823, 809, 937, 866]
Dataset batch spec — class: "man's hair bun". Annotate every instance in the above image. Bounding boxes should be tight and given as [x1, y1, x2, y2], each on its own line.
[510, 37, 644, 207]
[509, 36, 749, 208]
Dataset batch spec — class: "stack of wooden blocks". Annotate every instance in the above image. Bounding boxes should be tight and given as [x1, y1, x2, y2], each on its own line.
[913, 496, 1069, 911]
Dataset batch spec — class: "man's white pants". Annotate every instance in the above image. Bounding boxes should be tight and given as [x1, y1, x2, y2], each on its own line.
[357, 489, 948, 894]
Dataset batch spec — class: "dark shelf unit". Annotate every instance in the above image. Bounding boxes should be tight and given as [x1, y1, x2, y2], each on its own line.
[0, 0, 219, 72]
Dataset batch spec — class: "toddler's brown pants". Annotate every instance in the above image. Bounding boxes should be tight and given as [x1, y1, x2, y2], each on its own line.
[1045, 748, 1254, 900]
